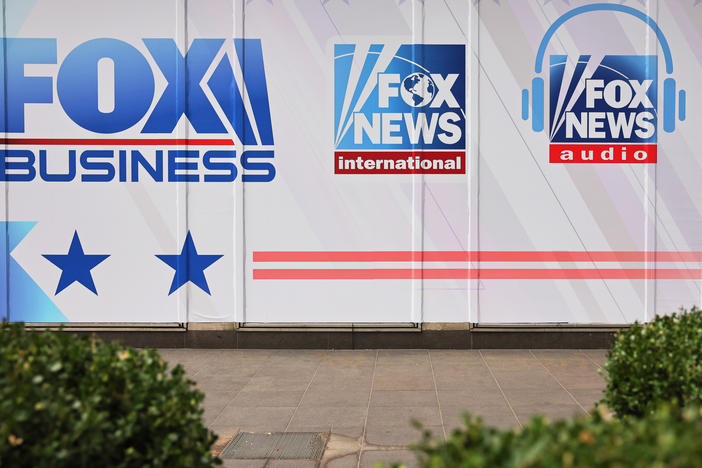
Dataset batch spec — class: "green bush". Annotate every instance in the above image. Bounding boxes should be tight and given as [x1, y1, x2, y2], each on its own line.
[404, 404, 702, 468]
[601, 307, 702, 417]
[0, 322, 220, 468]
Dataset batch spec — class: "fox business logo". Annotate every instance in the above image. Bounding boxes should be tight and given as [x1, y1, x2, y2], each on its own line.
[0, 38, 275, 182]
[334, 44, 465, 174]
[522, 4, 686, 164]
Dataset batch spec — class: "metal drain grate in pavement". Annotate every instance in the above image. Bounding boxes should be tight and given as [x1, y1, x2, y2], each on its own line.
[220, 432, 327, 460]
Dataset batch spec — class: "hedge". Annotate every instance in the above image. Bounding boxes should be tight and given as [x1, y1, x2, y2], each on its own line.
[0, 322, 220, 468]
[602, 307, 702, 417]
[405, 404, 702, 468]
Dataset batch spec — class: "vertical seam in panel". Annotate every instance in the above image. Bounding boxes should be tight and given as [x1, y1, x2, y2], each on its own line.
[410, 0, 424, 325]
[475, 0, 480, 325]
[2, 0, 9, 322]
[651, 0, 658, 322]
[654, 0, 659, 320]
[241, 0, 247, 324]
[184, 0, 190, 325]
[647, 0, 654, 323]
[419, 0, 426, 325]
[444, 0, 479, 324]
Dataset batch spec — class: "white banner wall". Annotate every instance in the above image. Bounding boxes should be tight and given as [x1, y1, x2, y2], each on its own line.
[2, 0, 701, 324]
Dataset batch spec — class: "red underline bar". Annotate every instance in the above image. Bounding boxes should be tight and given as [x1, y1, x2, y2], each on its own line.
[253, 268, 702, 280]
[253, 251, 702, 263]
[0, 138, 235, 146]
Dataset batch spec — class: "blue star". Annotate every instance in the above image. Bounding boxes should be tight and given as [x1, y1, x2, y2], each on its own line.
[43, 231, 110, 295]
[156, 232, 223, 295]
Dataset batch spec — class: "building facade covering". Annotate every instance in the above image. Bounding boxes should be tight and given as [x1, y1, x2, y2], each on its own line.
[1, 0, 700, 326]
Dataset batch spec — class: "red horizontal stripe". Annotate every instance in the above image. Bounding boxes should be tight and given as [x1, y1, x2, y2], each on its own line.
[253, 251, 702, 263]
[253, 268, 702, 280]
[0, 138, 234, 146]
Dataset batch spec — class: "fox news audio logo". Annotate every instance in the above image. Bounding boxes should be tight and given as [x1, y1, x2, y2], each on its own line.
[522, 4, 686, 164]
[549, 55, 657, 163]
[334, 44, 465, 174]
[0, 38, 275, 182]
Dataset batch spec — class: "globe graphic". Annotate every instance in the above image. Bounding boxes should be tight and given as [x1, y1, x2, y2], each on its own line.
[400, 72, 436, 107]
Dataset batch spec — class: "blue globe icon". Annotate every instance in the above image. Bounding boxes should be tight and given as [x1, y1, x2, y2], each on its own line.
[400, 72, 436, 107]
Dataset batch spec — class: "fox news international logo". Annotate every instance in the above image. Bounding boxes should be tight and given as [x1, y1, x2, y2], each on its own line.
[333, 44, 465, 174]
[549, 54, 657, 163]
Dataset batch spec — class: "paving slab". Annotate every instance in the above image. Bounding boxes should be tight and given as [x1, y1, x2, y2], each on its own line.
[437, 388, 507, 407]
[231, 390, 307, 408]
[366, 406, 443, 428]
[288, 406, 367, 429]
[211, 406, 297, 433]
[266, 461, 318, 468]
[159, 348, 608, 466]
[221, 460, 267, 468]
[370, 390, 438, 407]
[327, 454, 358, 468]
[580, 349, 608, 368]
[366, 424, 443, 447]
[373, 375, 436, 391]
[299, 388, 371, 407]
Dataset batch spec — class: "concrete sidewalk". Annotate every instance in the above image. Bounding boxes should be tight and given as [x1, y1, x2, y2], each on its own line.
[158, 349, 607, 468]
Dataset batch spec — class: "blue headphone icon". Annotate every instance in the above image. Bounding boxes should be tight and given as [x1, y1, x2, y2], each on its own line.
[522, 3, 686, 134]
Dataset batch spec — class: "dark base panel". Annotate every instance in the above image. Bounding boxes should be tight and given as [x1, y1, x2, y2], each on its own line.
[69, 329, 616, 349]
